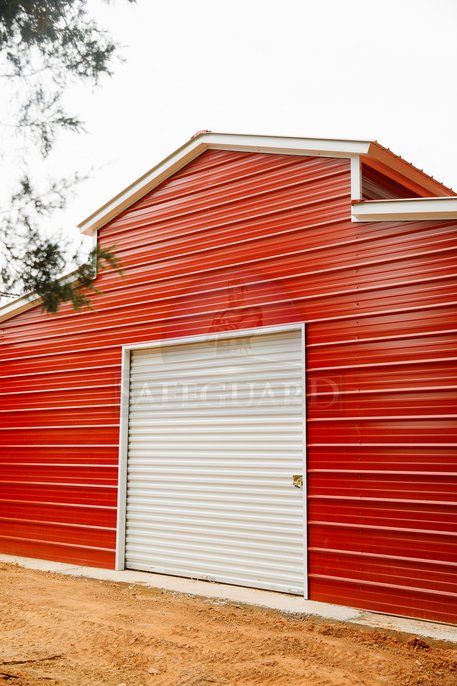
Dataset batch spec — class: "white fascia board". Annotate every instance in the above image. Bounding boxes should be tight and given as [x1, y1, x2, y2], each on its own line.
[0, 291, 41, 323]
[352, 197, 457, 222]
[78, 132, 371, 236]
[0, 268, 80, 324]
[201, 132, 371, 157]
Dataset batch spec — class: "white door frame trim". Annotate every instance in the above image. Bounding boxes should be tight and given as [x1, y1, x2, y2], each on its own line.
[115, 322, 307, 596]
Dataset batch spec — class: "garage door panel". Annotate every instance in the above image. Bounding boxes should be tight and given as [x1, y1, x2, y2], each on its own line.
[129, 452, 299, 462]
[127, 558, 304, 590]
[126, 488, 302, 505]
[126, 501, 301, 520]
[125, 518, 301, 538]
[124, 328, 306, 594]
[128, 438, 303, 449]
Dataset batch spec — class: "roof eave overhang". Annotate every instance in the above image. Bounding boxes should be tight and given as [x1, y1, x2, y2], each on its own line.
[363, 142, 456, 199]
[0, 268, 81, 324]
[0, 292, 41, 324]
[352, 197, 457, 222]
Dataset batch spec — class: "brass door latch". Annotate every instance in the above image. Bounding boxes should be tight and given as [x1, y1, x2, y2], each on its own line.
[292, 474, 303, 489]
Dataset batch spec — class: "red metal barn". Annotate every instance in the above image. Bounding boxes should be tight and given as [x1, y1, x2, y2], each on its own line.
[0, 133, 456, 624]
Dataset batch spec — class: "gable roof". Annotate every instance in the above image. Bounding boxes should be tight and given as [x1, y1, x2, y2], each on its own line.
[2, 130, 457, 324]
[77, 131, 456, 236]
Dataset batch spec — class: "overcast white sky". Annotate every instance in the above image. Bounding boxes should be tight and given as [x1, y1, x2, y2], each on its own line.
[13, 0, 457, 252]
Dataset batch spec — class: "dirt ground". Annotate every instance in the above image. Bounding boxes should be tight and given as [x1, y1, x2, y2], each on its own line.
[0, 564, 456, 686]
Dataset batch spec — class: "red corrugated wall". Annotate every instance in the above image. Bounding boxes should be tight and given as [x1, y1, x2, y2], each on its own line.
[361, 164, 423, 200]
[0, 150, 456, 623]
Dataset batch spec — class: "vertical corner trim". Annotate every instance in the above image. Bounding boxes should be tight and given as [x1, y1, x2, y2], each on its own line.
[115, 347, 131, 570]
[350, 156, 362, 202]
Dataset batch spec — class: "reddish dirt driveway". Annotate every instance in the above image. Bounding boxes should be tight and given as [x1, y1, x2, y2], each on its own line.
[0, 563, 456, 685]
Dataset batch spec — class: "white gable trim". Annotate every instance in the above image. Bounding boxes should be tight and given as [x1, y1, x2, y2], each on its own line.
[352, 197, 457, 222]
[0, 267, 84, 324]
[0, 291, 41, 323]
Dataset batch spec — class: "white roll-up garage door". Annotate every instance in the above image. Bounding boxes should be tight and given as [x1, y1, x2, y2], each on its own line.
[123, 326, 306, 595]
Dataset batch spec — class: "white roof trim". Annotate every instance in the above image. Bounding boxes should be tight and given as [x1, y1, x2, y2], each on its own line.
[198, 132, 371, 155]
[0, 268, 81, 324]
[352, 197, 457, 222]
[0, 291, 41, 323]
[78, 132, 371, 235]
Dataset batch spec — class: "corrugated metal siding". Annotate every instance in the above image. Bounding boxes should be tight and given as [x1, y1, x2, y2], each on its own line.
[0, 149, 456, 623]
[125, 329, 306, 593]
[362, 164, 423, 200]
